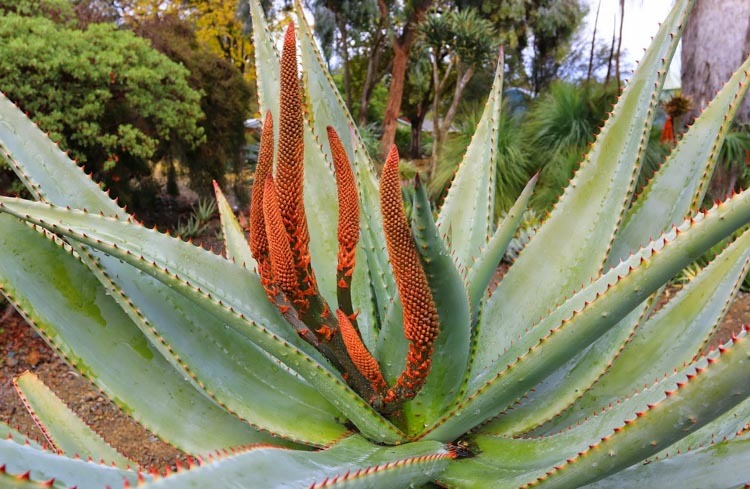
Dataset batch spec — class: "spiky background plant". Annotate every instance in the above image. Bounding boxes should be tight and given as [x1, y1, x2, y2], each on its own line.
[1, 1, 749, 487]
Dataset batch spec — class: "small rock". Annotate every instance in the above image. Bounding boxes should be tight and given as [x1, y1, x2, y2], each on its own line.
[26, 349, 41, 367]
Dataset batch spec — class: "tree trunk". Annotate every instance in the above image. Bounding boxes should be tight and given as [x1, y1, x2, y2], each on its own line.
[587, 0, 601, 83]
[615, 0, 624, 90]
[358, 28, 386, 125]
[379, 0, 433, 157]
[682, 0, 750, 124]
[339, 20, 353, 111]
[682, 0, 750, 200]
[430, 48, 442, 179]
[381, 42, 410, 155]
[605, 14, 616, 84]
[440, 65, 474, 140]
[430, 65, 474, 180]
[410, 114, 424, 159]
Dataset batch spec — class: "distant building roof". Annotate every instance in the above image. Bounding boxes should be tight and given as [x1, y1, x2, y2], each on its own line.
[244, 118, 262, 130]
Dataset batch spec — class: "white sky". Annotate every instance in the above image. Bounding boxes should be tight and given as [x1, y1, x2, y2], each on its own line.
[582, 0, 681, 85]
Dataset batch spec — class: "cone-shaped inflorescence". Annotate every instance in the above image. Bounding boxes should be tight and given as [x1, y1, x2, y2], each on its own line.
[328, 125, 359, 319]
[263, 176, 298, 297]
[336, 309, 387, 396]
[379, 146, 440, 409]
[275, 23, 320, 319]
[246, 24, 439, 415]
[249, 110, 276, 301]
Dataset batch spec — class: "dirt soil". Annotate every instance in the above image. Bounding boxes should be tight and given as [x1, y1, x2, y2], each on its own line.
[2, 274, 749, 471]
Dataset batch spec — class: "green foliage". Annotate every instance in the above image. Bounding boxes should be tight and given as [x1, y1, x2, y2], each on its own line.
[0, 0, 75, 23]
[455, 0, 586, 92]
[132, 15, 254, 197]
[0, 1, 750, 487]
[420, 7, 496, 68]
[430, 102, 532, 215]
[0, 13, 204, 212]
[174, 198, 217, 240]
[524, 81, 617, 209]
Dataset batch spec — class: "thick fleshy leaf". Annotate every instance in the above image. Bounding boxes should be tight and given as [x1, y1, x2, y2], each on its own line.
[0, 200, 407, 445]
[0, 88, 331, 447]
[0, 207, 345, 444]
[486, 50, 750, 439]
[301, 126, 340, 305]
[652, 397, 750, 460]
[138, 436, 453, 489]
[13, 372, 133, 468]
[418, 189, 750, 441]
[0, 94, 127, 218]
[436, 52, 504, 272]
[249, 0, 280, 133]
[538, 227, 750, 433]
[0, 421, 43, 450]
[0, 437, 141, 489]
[521, 331, 749, 489]
[466, 174, 537, 317]
[470, 0, 693, 387]
[581, 437, 750, 489]
[0, 216, 266, 454]
[440, 330, 749, 488]
[399, 179, 471, 432]
[609, 53, 750, 263]
[479, 303, 646, 436]
[213, 182, 255, 269]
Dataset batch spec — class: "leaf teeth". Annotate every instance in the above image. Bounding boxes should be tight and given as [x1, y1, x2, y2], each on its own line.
[307, 452, 455, 489]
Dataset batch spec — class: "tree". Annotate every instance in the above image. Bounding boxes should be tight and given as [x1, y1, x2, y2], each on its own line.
[455, 0, 585, 93]
[187, 0, 256, 77]
[0, 13, 205, 211]
[527, 0, 585, 94]
[380, 0, 434, 156]
[682, 0, 750, 124]
[399, 46, 434, 158]
[682, 0, 750, 200]
[420, 7, 496, 177]
[0, 0, 76, 22]
[306, 0, 394, 126]
[134, 14, 254, 197]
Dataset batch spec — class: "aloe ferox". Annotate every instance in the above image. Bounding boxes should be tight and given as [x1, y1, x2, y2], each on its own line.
[0, 0, 749, 487]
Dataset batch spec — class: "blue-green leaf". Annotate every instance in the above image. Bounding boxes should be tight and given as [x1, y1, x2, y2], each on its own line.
[470, 0, 693, 387]
[13, 372, 133, 468]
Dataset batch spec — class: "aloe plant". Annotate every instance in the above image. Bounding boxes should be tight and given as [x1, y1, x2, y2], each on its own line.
[1, 1, 749, 487]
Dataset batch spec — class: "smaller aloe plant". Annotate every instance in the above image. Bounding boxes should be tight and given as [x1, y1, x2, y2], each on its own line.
[0, 0, 749, 487]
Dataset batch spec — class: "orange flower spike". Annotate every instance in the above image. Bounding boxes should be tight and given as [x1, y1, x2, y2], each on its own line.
[379, 145, 439, 405]
[380, 145, 439, 348]
[336, 309, 386, 395]
[262, 176, 297, 297]
[249, 110, 275, 261]
[248, 111, 277, 300]
[327, 126, 359, 309]
[276, 24, 311, 265]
